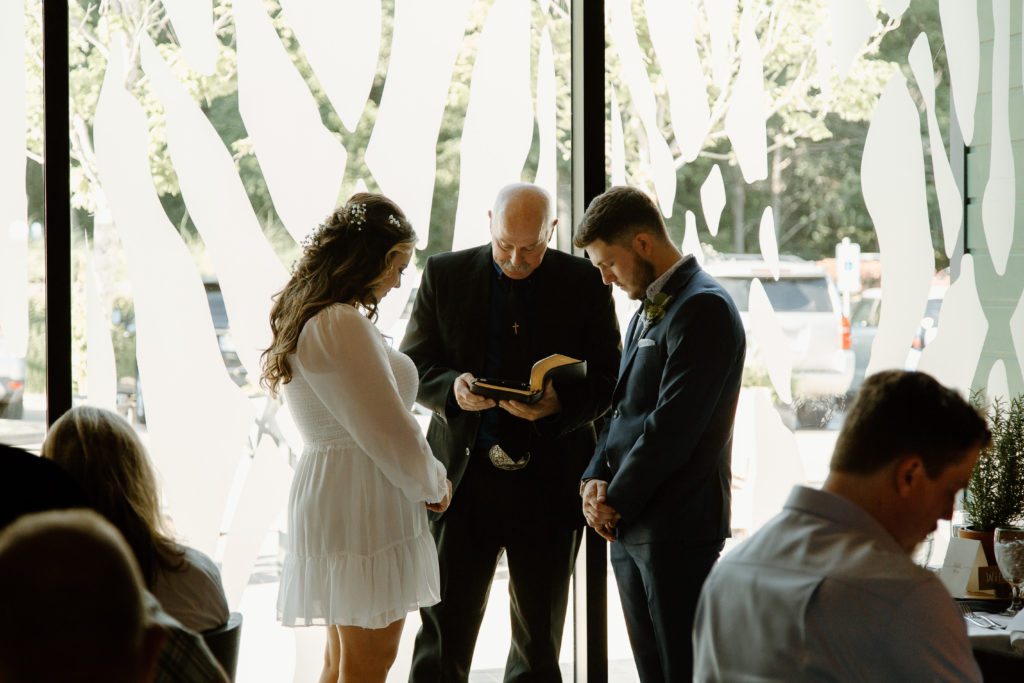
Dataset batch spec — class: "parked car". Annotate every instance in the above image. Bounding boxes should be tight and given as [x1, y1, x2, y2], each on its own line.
[848, 287, 882, 396]
[904, 284, 948, 371]
[203, 279, 248, 389]
[848, 284, 948, 385]
[704, 254, 854, 428]
[0, 325, 26, 419]
[914, 292, 944, 349]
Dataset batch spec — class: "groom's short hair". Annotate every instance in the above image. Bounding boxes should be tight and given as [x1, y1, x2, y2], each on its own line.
[574, 185, 669, 249]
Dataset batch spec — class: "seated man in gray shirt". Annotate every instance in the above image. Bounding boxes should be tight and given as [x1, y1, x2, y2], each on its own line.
[693, 370, 991, 682]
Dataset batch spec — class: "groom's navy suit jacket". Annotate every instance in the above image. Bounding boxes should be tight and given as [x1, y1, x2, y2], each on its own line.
[583, 257, 746, 543]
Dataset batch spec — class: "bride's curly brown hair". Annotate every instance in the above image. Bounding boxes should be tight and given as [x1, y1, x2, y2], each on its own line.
[260, 193, 415, 396]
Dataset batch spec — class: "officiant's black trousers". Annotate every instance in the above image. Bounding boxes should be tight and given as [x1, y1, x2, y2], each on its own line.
[409, 455, 582, 683]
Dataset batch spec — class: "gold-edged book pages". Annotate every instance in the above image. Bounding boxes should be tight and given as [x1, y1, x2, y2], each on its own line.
[470, 354, 586, 404]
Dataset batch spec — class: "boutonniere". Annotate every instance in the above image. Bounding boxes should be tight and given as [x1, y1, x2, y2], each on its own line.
[642, 293, 673, 327]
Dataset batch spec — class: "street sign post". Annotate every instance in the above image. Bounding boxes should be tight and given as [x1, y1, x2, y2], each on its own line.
[835, 237, 861, 294]
[835, 238, 861, 318]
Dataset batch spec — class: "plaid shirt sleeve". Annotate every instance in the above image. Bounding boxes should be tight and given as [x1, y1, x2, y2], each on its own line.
[145, 592, 229, 683]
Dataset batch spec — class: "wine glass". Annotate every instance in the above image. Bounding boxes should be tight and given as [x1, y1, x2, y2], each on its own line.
[993, 527, 1024, 615]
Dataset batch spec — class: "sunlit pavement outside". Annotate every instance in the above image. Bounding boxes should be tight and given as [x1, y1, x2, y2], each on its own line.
[0, 393, 46, 450]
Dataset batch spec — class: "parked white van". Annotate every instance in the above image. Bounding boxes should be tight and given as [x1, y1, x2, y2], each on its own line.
[704, 254, 854, 428]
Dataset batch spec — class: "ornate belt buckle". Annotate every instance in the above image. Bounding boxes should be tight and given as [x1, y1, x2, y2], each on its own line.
[488, 445, 530, 471]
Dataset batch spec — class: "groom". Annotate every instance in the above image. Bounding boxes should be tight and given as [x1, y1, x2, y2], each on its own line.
[574, 185, 746, 682]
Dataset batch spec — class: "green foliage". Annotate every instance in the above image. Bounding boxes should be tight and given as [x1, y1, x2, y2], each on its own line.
[608, 0, 951, 265]
[26, 0, 950, 266]
[110, 297, 138, 384]
[965, 392, 1024, 532]
[420, 0, 574, 256]
[641, 293, 672, 325]
[26, 290, 144, 396]
[25, 295, 45, 394]
[742, 364, 772, 390]
[21, 0, 954, 393]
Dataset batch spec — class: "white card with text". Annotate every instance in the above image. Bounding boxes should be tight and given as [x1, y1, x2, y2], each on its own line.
[940, 537, 988, 597]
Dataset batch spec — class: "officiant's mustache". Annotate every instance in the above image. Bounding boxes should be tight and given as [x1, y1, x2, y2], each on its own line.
[497, 260, 533, 274]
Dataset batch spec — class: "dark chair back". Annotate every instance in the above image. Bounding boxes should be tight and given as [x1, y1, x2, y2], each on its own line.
[202, 611, 243, 681]
[973, 647, 1024, 681]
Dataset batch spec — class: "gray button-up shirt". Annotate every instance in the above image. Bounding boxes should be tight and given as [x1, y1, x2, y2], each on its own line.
[693, 485, 982, 682]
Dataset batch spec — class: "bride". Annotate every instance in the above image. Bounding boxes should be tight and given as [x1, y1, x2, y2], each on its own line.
[261, 193, 451, 683]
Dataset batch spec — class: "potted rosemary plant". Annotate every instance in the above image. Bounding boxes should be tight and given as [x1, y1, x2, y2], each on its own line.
[960, 392, 1024, 565]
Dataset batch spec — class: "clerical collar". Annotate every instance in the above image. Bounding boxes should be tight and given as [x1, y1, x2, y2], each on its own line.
[645, 254, 691, 300]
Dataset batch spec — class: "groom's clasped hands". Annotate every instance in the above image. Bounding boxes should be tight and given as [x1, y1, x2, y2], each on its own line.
[581, 478, 620, 542]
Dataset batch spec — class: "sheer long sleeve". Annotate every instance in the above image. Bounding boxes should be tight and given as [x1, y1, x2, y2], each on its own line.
[293, 305, 447, 504]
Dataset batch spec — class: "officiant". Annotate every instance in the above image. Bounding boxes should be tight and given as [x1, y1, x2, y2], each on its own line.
[401, 182, 621, 682]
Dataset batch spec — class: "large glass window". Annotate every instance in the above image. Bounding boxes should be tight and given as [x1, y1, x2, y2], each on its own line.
[37, 0, 573, 679]
[717, 276, 835, 314]
[1, 1, 43, 448]
[16, 0, 1021, 680]
[602, 1, 962, 676]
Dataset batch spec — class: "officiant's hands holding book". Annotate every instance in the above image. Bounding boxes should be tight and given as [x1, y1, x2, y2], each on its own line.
[454, 372, 498, 412]
[499, 379, 561, 421]
[455, 373, 562, 420]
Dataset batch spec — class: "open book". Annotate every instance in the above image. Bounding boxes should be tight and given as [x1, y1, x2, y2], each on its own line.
[470, 354, 587, 404]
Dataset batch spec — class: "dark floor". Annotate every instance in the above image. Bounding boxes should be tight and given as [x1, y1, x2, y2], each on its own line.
[469, 660, 639, 682]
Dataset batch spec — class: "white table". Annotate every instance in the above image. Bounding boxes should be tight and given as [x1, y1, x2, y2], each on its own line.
[965, 611, 1021, 655]
[965, 611, 1024, 681]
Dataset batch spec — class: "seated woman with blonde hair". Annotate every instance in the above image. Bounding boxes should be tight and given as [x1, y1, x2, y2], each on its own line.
[42, 405, 229, 633]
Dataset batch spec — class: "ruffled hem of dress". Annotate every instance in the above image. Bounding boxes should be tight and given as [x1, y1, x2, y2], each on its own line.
[276, 531, 440, 629]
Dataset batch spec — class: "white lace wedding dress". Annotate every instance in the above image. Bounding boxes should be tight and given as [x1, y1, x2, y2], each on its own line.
[276, 303, 447, 629]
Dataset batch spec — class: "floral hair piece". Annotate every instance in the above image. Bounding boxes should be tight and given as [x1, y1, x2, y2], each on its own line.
[293, 202, 371, 272]
[345, 202, 367, 229]
[388, 214, 402, 228]
[297, 216, 341, 263]
[299, 225, 323, 254]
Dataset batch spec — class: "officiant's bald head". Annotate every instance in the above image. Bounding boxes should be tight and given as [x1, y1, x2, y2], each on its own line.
[489, 183, 556, 280]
